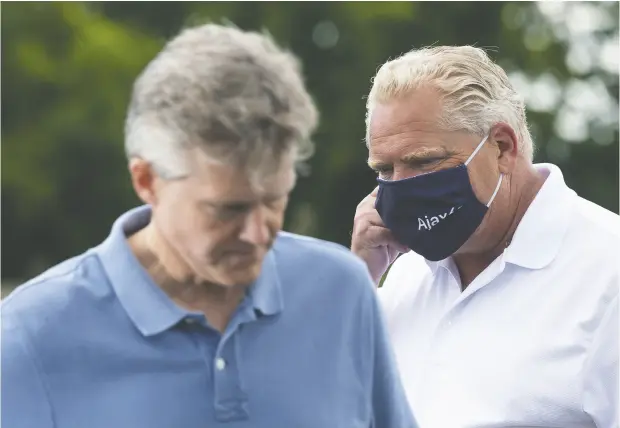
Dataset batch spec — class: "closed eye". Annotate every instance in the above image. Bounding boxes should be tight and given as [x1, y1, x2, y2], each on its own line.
[406, 157, 446, 169]
[373, 166, 392, 174]
[368, 161, 393, 177]
[220, 203, 252, 215]
[373, 168, 393, 180]
[201, 202, 253, 221]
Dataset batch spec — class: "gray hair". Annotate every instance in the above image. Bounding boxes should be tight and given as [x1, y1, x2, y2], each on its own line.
[125, 24, 319, 179]
[366, 46, 534, 161]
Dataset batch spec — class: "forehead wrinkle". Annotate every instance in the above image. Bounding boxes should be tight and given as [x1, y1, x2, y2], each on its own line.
[370, 125, 443, 146]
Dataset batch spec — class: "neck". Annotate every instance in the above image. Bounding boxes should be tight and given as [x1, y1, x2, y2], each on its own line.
[127, 222, 246, 332]
[453, 163, 546, 289]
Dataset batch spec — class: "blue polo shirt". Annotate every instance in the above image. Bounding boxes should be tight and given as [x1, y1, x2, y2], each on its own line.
[2, 206, 417, 428]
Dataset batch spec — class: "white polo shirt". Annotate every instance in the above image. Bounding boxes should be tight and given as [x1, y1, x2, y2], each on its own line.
[379, 163, 619, 428]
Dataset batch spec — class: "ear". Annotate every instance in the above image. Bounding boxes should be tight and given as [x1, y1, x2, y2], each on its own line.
[128, 158, 159, 206]
[489, 122, 519, 174]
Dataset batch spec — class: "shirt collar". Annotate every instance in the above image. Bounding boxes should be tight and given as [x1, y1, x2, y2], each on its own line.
[96, 206, 188, 336]
[247, 249, 283, 317]
[503, 163, 574, 269]
[96, 205, 284, 336]
[425, 163, 574, 274]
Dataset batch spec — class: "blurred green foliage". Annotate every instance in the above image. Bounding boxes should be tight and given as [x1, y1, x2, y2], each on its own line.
[2, 2, 618, 279]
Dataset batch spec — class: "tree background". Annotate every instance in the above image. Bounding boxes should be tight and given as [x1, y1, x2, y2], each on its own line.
[2, 2, 618, 288]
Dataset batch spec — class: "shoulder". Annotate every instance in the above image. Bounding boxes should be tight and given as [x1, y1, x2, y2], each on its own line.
[565, 195, 619, 266]
[3, 251, 98, 314]
[2, 251, 112, 342]
[571, 196, 619, 238]
[274, 231, 369, 273]
[569, 197, 619, 314]
[272, 232, 374, 294]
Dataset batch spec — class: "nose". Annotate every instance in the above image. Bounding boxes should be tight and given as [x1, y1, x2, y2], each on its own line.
[239, 205, 271, 246]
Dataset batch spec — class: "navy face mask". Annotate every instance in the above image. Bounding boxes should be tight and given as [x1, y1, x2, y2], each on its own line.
[375, 135, 503, 262]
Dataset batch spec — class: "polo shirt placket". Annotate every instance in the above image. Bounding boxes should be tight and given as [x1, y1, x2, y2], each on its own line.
[211, 312, 253, 422]
[181, 304, 253, 423]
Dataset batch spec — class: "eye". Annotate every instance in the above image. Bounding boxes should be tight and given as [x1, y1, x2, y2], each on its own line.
[372, 166, 393, 180]
[222, 204, 251, 215]
[213, 203, 252, 221]
[411, 158, 442, 168]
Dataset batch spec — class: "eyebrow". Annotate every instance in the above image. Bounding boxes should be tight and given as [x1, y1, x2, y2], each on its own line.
[368, 146, 457, 171]
[367, 160, 391, 172]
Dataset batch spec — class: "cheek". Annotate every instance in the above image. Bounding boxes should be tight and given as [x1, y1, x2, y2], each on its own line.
[468, 162, 500, 203]
[158, 201, 216, 249]
[392, 164, 418, 181]
[182, 223, 233, 266]
[185, 216, 228, 251]
[467, 171, 487, 202]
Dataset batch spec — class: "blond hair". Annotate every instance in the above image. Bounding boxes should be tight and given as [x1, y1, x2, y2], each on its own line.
[366, 46, 533, 161]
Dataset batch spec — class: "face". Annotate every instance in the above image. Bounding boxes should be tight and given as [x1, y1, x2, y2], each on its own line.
[131, 148, 296, 287]
[367, 86, 519, 254]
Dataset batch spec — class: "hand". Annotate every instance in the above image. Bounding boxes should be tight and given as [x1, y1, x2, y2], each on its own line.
[351, 187, 410, 285]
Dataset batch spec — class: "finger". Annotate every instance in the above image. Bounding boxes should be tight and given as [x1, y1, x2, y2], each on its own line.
[365, 224, 406, 250]
[364, 222, 410, 254]
[363, 224, 392, 248]
[355, 207, 386, 228]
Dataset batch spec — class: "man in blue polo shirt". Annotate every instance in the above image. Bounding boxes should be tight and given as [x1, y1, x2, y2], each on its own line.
[2, 24, 417, 428]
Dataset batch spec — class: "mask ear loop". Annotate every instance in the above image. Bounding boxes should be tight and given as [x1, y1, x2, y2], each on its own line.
[486, 173, 503, 207]
[464, 134, 502, 207]
[464, 135, 489, 166]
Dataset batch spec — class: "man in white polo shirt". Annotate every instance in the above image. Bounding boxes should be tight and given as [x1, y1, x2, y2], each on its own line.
[351, 45, 619, 428]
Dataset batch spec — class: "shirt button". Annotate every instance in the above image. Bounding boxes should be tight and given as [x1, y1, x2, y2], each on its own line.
[215, 358, 226, 371]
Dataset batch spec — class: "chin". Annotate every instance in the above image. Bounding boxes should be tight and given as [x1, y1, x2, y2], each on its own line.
[191, 251, 265, 286]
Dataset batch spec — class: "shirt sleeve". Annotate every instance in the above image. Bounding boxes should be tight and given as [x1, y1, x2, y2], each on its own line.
[366, 280, 420, 428]
[1, 315, 55, 428]
[583, 295, 618, 428]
